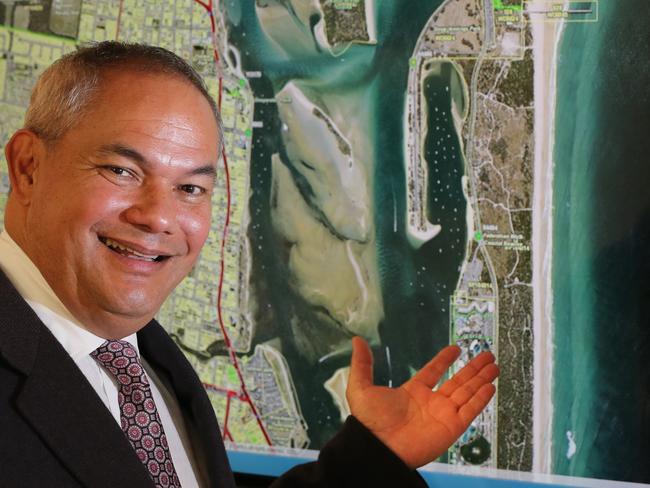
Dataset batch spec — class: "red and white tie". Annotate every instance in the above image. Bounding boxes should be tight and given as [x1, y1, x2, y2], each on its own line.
[92, 340, 181, 488]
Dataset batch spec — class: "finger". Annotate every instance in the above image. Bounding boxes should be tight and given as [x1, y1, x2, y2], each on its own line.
[458, 383, 497, 426]
[437, 351, 496, 397]
[409, 345, 461, 388]
[448, 363, 499, 406]
[348, 336, 374, 393]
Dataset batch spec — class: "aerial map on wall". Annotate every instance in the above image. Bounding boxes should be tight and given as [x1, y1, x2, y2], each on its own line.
[2, 0, 649, 485]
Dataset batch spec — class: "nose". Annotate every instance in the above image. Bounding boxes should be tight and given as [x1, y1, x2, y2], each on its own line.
[122, 184, 177, 235]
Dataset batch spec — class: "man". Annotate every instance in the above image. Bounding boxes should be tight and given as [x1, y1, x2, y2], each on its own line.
[0, 42, 498, 487]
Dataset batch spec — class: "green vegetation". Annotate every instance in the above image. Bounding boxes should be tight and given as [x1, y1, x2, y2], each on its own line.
[490, 137, 508, 163]
[496, 285, 533, 470]
[494, 0, 523, 11]
[510, 211, 532, 283]
[226, 365, 239, 385]
[320, 0, 369, 45]
[497, 50, 534, 107]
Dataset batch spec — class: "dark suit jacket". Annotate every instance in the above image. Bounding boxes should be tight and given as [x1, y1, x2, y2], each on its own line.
[0, 270, 426, 487]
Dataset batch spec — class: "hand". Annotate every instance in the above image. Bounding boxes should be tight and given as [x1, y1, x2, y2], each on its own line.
[346, 337, 499, 469]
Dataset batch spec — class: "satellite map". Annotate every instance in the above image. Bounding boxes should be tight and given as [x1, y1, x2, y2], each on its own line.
[2, 0, 650, 485]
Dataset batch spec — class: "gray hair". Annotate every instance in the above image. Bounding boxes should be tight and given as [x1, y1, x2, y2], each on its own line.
[24, 41, 224, 153]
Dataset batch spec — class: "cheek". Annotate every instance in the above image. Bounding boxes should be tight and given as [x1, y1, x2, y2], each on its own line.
[34, 173, 124, 228]
[71, 192, 126, 234]
[179, 206, 212, 251]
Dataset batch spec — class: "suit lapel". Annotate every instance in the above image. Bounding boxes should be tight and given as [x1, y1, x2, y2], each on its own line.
[0, 271, 153, 488]
[0, 270, 236, 487]
[139, 322, 236, 488]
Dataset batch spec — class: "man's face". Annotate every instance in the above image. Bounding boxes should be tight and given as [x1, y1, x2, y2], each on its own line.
[22, 70, 219, 338]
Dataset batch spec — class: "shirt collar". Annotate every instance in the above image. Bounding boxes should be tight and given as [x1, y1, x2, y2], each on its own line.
[0, 228, 140, 359]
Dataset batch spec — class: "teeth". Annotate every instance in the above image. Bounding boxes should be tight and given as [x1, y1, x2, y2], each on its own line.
[102, 237, 161, 261]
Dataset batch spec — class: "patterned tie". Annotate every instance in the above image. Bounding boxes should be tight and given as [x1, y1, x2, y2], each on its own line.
[91, 340, 181, 488]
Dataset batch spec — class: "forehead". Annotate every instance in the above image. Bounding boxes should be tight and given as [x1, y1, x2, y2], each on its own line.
[62, 70, 220, 165]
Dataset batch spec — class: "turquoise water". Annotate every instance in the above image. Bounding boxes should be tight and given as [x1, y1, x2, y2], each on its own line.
[223, 0, 466, 448]
[552, 0, 650, 481]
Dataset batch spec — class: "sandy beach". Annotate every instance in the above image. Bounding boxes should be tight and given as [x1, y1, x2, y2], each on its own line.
[365, 0, 377, 43]
[530, 1, 566, 474]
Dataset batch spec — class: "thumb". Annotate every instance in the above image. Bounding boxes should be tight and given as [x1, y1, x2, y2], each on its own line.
[348, 336, 374, 395]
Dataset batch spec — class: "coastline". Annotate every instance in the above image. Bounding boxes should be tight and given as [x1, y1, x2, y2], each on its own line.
[401, 0, 449, 247]
[530, 2, 566, 473]
[402, 60, 444, 248]
[365, 0, 377, 43]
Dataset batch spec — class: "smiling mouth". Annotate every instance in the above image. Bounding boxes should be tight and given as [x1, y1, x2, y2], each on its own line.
[98, 237, 169, 263]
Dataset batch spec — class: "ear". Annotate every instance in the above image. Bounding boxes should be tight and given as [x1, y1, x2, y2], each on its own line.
[4, 129, 45, 206]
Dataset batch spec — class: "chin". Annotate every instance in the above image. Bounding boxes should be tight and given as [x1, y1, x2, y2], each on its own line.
[103, 292, 164, 324]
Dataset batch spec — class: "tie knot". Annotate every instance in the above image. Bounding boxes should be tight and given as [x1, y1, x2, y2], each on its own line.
[91, 340, 147, 387]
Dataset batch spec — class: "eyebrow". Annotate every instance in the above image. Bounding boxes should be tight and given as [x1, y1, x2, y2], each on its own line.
[97, 143, 218, 178]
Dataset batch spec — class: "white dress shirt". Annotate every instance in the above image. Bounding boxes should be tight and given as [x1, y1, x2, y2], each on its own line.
[0, 229, 203, 487]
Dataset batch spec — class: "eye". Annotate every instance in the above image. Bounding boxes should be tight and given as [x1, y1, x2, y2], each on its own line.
[103, 165, 134, 178]
[179, 184, 206, 196]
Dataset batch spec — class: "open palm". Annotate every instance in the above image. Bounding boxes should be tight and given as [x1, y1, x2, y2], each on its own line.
[346, 337, 499, 469]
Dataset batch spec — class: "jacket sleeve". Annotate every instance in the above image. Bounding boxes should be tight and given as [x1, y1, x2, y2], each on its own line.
[271, 416, 428, 487]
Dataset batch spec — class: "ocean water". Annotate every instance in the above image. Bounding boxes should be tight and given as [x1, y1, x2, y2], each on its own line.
[552, 0, 650, 482]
